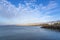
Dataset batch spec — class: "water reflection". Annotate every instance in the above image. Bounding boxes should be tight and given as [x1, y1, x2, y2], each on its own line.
[0, 26, 60, 40]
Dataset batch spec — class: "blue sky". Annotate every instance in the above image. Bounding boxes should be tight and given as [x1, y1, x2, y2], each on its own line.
[0, 0, 60, 24]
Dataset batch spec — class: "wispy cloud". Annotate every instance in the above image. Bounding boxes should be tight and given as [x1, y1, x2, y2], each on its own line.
[0, 0, 59, 24]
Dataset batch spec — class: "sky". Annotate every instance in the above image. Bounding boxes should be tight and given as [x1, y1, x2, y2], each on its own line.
[0, 0, 60, 25]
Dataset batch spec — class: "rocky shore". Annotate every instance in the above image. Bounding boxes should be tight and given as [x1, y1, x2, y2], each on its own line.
[41, 22, 60, 30]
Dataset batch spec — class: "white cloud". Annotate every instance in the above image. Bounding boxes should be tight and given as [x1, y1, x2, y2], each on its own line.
[0, 0, 58, 24]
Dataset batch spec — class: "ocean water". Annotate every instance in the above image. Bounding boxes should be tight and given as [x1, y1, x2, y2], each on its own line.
[0, 25, 60, 40]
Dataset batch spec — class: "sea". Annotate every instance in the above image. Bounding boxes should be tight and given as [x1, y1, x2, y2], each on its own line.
[0, 25, 60, 40]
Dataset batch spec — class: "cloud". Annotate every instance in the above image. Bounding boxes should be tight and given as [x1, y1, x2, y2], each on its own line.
[0, 0, 18, 18]
[0, 0, 59, 24]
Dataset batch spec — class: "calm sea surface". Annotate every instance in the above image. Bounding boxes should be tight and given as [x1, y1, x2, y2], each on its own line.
[0, 25, 60, 40]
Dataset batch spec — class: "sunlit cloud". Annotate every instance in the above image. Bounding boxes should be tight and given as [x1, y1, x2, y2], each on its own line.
[0, 0, 59, 24]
